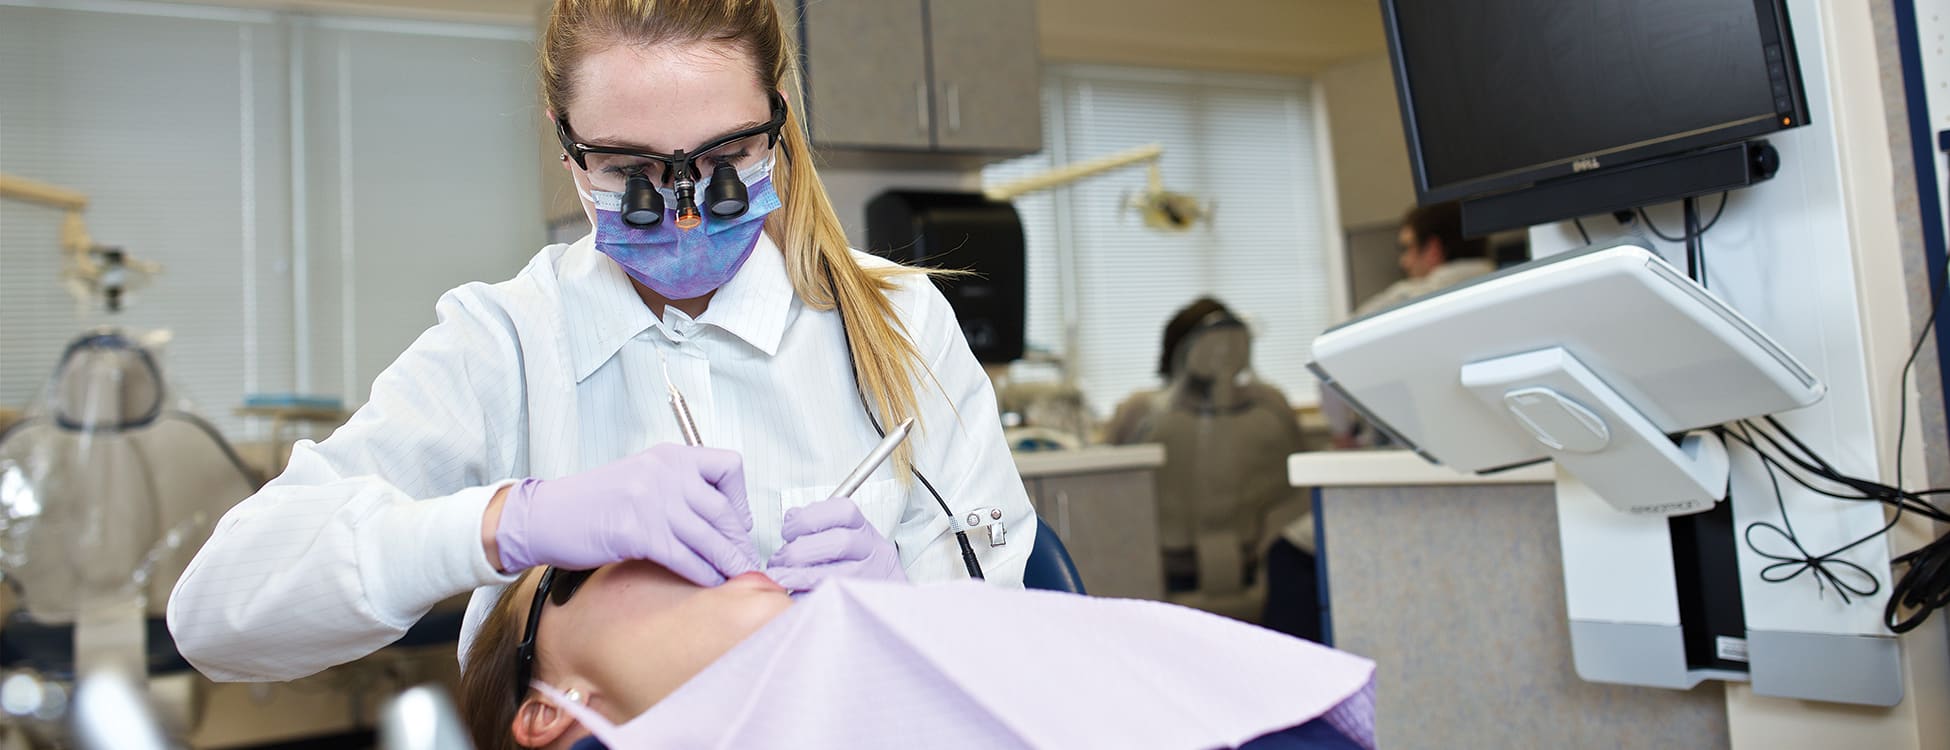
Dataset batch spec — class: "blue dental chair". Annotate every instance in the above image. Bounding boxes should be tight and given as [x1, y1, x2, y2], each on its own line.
[1021, 515, 1085, 594]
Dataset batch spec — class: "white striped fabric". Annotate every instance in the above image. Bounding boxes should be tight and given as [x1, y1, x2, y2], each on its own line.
[165, 233, 1036, 681]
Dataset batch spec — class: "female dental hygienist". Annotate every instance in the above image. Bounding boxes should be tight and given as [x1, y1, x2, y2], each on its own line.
[166, 0, 1037, 681]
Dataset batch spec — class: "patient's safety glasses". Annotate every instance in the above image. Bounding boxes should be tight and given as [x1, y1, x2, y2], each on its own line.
[513, 566, 595, 705]
[555, 92, 788, 229]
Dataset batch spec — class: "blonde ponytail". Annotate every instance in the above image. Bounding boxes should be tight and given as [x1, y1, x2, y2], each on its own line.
[768, 102, 942, 472]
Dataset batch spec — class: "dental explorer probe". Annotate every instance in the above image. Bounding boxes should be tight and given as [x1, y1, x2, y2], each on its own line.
[659, 353, 703, 446]
[833, 418, 913, 498]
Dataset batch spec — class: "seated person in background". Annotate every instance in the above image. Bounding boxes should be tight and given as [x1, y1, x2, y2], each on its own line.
[1324, 202, 1494, 450]
[1103, 297, 1232, 445]
[1105, 300, 1309, 614]
[458, 560, 1375, 750]
[1355, 201, 1494, 316]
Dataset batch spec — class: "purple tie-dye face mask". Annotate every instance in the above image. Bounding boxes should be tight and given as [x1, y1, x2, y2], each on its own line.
[585, 163, 781, 300]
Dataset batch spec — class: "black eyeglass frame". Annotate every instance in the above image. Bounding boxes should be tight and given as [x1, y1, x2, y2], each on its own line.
[554, 91, 789, 186]
[512, 566, 594, 706]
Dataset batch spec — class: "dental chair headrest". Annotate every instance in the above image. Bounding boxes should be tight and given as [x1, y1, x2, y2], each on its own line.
[51, 331, 165, 432]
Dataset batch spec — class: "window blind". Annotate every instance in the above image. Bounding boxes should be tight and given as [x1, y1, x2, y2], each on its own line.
[0, 2, 542, 438]
[0, 3, 285, 437]
[983, 65, 1335, 414]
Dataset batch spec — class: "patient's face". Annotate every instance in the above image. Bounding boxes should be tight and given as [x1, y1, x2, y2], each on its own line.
[521, 561, 793, 720]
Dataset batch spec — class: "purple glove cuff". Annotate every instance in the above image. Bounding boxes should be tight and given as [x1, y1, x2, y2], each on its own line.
[494, 477, 545, 572]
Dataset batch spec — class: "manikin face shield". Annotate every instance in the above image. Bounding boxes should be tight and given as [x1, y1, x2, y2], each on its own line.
[555, 91, 788, 229]
[0, 329, 260, 623]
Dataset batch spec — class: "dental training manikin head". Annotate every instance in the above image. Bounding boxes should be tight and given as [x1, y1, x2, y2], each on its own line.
[458, 562, 792, 750]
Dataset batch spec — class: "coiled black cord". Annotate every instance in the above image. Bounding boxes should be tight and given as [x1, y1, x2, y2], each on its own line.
[1719, 421, 1895, 605]
[1714, 247, 1950, 631]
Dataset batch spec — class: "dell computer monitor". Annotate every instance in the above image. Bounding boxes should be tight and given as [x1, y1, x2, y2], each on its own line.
[1382, 0, 1810, 209]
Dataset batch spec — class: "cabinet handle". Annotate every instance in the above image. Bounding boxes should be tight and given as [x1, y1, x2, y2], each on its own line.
[916, 81, 930, 134]
[1055, 491, 1071, 540]
[946, 82, 961, 132]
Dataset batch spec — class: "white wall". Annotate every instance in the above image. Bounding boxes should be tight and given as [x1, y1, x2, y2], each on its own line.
[1527, 0, 1947, 744]
[1317, 54, 1415, 231]
[1037, 0, 1382, 77]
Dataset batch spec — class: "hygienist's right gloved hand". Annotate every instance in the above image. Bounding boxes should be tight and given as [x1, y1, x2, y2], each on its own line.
[494, 444, 759, 586]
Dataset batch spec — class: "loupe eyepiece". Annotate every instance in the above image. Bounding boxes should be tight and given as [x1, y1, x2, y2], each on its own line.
[622, 175, 663, 227]
[704, 162, 749, 219]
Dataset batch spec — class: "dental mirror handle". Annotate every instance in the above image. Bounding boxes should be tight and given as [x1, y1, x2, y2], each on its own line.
[834, 418, 913, 498]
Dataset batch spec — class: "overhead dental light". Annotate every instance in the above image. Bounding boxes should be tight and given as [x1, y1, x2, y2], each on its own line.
[0, 174, 160, 313]
[983, 144, 1210, 231]
[1124, 161, 1207, 232]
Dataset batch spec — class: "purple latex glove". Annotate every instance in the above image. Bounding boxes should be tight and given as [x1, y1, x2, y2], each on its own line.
[765, 496, 907, 592]
[495, 444, 759, 586]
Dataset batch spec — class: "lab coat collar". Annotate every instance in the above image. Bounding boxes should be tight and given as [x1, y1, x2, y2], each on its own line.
[557, 230, 796, 383]
[694, 229, 795, 358]
[558, 233, 656, 383]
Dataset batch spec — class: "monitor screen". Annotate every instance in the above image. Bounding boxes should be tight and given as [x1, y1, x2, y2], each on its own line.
[1390, 0, 1797, 201]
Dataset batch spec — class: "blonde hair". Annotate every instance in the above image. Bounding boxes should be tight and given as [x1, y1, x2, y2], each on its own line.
[541, 0, 939, 468]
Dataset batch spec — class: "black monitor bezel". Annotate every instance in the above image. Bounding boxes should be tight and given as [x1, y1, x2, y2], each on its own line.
[1381, 0, 1812, 207]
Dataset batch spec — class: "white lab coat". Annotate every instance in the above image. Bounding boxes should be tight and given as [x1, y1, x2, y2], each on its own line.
[165, 233, 1036, 681]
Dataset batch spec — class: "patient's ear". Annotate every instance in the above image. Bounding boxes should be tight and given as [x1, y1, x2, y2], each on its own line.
[511, 695, 577, 749]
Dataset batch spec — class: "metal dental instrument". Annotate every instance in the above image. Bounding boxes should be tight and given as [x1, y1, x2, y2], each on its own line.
[833, 417, 913, 499]
[659, 353, 703, 446]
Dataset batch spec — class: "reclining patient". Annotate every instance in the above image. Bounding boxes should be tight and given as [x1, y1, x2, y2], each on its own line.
[458, 562, 1376, 750]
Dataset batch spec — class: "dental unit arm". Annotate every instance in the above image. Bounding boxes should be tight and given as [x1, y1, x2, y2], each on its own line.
[0, 173, 160, 312]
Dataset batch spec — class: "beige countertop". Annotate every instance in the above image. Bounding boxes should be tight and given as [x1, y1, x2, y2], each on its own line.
[1013, 444, 1165, 478]
[1288, 449, 1555, 488]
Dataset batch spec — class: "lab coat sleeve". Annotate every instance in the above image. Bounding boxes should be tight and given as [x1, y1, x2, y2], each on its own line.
[166, 286, 523, 682]
[888, 275, 1037, 587]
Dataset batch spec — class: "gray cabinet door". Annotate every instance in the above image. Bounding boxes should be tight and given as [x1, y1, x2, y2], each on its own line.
[1038, 471, 1165, 600]
[925, 0, 1042, 154]
[801, 0, 932, 150]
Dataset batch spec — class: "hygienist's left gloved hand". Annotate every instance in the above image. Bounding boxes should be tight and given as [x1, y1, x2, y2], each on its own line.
[765, 496, 907, 591]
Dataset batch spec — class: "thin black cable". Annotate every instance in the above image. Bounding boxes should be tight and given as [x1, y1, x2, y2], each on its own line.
[1745, 417, 1947, 518]
[849, 379, 985, 580]
[1636, 192, 1729, 243]
[1699, 191, 1729, 232]
[1719, 420, 1940, 608]
[1883, 246, 1950, 630]
[1636, 207, 1686, 242]
[1700, 201, 1716, 288]
[1715, 295, 1950, 630]
[1686, 184, 1950, 629]
[826, 265, 985, 580]
[1572, 217, 1592, 246]
[1683, 197, 1701, 282]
